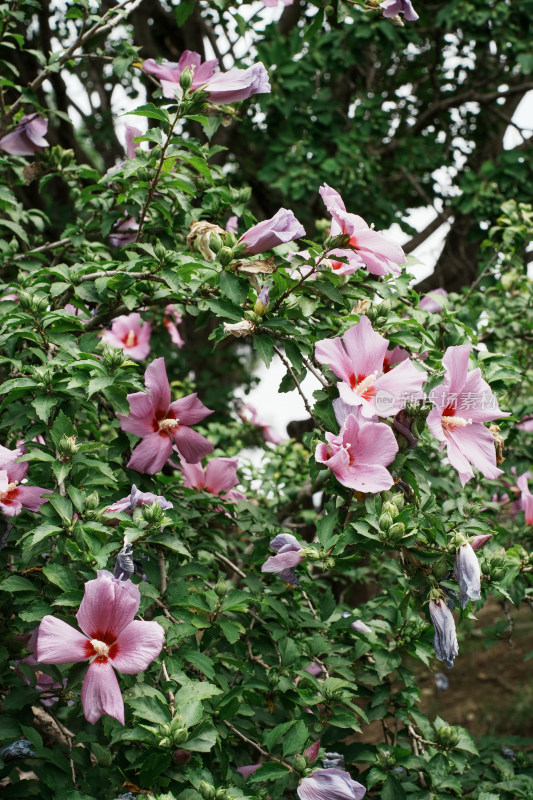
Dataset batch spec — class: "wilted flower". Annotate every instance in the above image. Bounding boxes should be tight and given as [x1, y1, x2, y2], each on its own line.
[297, 768, 366, 800]
[262, 533, 305, 585]
[429, 598, 458, 668]
[320, 184, 405, 277]
[100, 312, 151, 361]
[315, 316, 426, 418]
[471, 534, 493, 550]
[517, 472, 533, 524]
[0, 445, 50, 516]
[0, 114, 49, 156]
[224, 320, 256, 337]
[105, 484, 173, 520]
[109, 216, 138, 247]
[321, 753, 345, 770]
[37, 570, 165, 724]
[454, 542, 481, 608]
[239, 208, 306, 256]
[117, 357, 213, 473]
[113, 542, 135, 581]
[379, 0, 419, 21]
[350, 620, 372, 634]
[0, 739, 36, 761]
[315, 409, 398, 493]
[187, 220, 227, 261]
[427, 345, 510, 486]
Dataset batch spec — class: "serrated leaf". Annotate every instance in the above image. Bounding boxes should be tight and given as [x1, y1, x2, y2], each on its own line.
[248, 762, 290, 782]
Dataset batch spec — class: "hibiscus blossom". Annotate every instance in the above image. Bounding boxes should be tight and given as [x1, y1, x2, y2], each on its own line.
[179, 457, 246, 503]
[315, 408, 398, 493]
[37, 570, 164, 724]
[315, 316, 426, 418]
[0, 445, 50, 516]
[101, 313, 151, 361]
[427, 345, 510, 486]
[262, 533, 305, 584]
[320, 184, 405, 277]
[517, 472, 533, 524]
[117, 358, 213, 474]
[297, 768, 366, 800]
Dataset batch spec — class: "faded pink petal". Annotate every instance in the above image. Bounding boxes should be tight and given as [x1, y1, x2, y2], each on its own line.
[518, 473, 533, 524]
[297, 768, 366, 800]
[125, 124, 142, 159]
[237, 764, 262, 778]
[205, 63, 271, 104]
[76, 571, 139, 641]
[112, 620, 165, 673]
[109, 216, 138, 247]
[180, 461, 206, 489]
[304, 739, 321, 763]
[172, 427, 213, 463]
[36, 616, 89, 664]
[82, 659, 124, 725]
[127, 433, 173, 474]
[0, 114, 49, 156]
[419, 288, 447, 312]
[262, 550, 305, 573]
[16, 484, 51, 511]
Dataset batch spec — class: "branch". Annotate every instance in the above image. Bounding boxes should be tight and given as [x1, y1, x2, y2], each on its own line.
[273, 345, 323, 431]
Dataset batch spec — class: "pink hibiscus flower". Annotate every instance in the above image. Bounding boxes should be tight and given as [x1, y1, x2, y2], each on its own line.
[315, 316, 426, 418]
[16, 629, 66, 706]
[163, 304, 184, 348]
[297, 768, 366, 800]
[262, 533, 305, 584]
[0, 114, 49, 156]
[239, 403, 286, 445]
[117, 358, 213, 474]
[517, 473, 533, 524]
[0, 445, 50, 516]
[427, 345, 510, 486]
[179, 456, 246, 503]
[239, 208, 306, 256]
[320, 183, 405, 278]
[144, 52, 219, 93]
[36, 570, 164, 724]
[101, 313, 151, 361]
[315, 408, 398, 493]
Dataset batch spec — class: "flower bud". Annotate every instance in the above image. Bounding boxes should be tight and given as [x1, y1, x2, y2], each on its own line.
[387, 522, 405, 542]
[199, 781, 216, 800]
[327, 233, 351, 250]
[436, 725, 460, 749]
[172, 728, 189, 745]
[17, 290, 34, 311]
[215, 579, 228, 598]
[293, 754, 307, 772]
[379, 512, 394, 531]
[154, 241, 167, 261]
[58, 434, 79, 457]
[141, 501, 165, 524]
[268, 671, 279, 688]
[217, 246, 234, 266]
[159, 737, 171, 748]
[253, 286, 270, 316]
[102, 346, 125, 370]
[173, 748, 191, 765]
[391, 493, 405, 511]
[84, 491, 99, 510]
[179, 66, 194, 92]
[224, 320, 256, 337]
[210, 232, 224, 253]
[215, 789, 228, 800]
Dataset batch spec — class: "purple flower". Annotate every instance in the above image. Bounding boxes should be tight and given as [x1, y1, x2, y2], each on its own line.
[205, 63, 271, 104]
[124, 124, 142, 159]
[429, 599, 458, 668]
[471, 534, 492, 550]
[297, 768, 366, 800]
[262, 533, 305, 585]
[350, 620, 372, 634]
[0, 114, 49, 156]
[144, 52, 219, 93]
[379, 0, 419, 21]
[180, 456, 246, 503]
[419, 288, 448, 313]
[454, 542, 481, 608]
[239, 208, 306, 255]
[109, 216, 139, 247]
[105, 484, 174, 520]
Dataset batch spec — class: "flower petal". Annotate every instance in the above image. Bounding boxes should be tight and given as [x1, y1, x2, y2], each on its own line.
[172, 427, 214, 463]
[204, 457, 239, 494]
[82, 659, 124, 725]
[16, 485, 51, 511]
[144, 357, 171, 414]
[111, 620, 165, 674]
[36, 616, 89, 664]
[76, 572, 140, 641]
[169, 393, 214, 426]
[127, 433, 173, 475]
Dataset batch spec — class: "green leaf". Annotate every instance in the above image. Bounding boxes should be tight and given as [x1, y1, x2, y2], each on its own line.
[248, 762, 290, 782]
[31, 394, 57, 423]
[42, 563, 78, 592]
[218, 270, 248, 305]
[0, 575, 38, 593]
[183, 650, 216, 680]
[263, 721, 296, 751]
[129, 103, 169, 122]
[282, 719, 308, 755]
[382, 774, 406, 800]
[253, 334, 275, 367]
[175, 681, 222, 703]
[206, 298, 243, 322]
[185, 723, 218, 752]
[50, 410, 76, 448]
[87, 375, 115, 397]
[129, 695, 171, 725]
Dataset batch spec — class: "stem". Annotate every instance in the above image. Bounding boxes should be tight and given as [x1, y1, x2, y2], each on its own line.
[223, 721, 295, 771]
[135, 109, 182, 243]
[273, 345, 324, 431]
[11, 237, 72, 262]
[157, 547, 167, 594]
[214, 551, 246, 578]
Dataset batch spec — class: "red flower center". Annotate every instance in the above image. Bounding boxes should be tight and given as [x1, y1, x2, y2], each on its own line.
[0, 482, 18, 502]
[348, 373, 377, 400]
[123, 329, 137, 348]
[84, 631, 118, 663]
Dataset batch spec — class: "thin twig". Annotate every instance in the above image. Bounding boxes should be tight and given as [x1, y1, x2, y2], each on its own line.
[11, 237, 72, 262]
[161, 660, 175, 716]
[215, 551, 246, 578]
[301, 589, 319, 620]
[157, 547, 167, 594]
[223, 721, 294, 771]
[273, 345, 324, 431]
[301, 354, 329, 389]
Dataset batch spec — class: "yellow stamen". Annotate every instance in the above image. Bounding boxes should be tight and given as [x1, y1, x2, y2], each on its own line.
[354, 372, 378, 396]
[442, 415, 472, 429]
[125, 330, 136, 347]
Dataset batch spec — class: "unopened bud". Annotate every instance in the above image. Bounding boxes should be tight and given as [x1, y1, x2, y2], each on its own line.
[58, 434, 79, 456]
[85, 491, 99, 510]
[327, 233, 351, 250]
[199, 781, 216, 800]
[159, 737, 171, 748]
[17, 290, 34, 311]
[253, 286, 270, 316]
[141, 501, 164, 524]
[379, 512, 394, 532]
[391, 494, 405, 511]
[210, 232, 223, 253]
[436, 725, 460, 748]
[154, 242, 167, 261]
[217, 246, 234, 266]
[215, 789, 228, 800]
[293, 754, 307, 772]
[268, 671, 279, 688]
[382, 500, 398, 517]
[173, 748, 191, 765]
[215, 580, 227, 598]
[378, 299, 391, 317]
[381, 522, 405, 544]
[179, 66, 194, 92]
[102, 346, 125, 370]
[172, 728, 189, 745]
